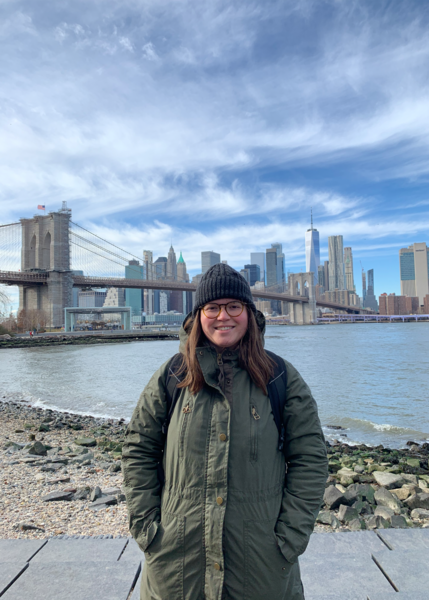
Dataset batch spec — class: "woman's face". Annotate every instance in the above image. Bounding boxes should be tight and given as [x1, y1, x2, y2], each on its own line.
[200, 297, 249, 348]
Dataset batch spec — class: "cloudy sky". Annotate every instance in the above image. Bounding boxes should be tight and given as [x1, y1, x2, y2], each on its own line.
[1, 0, 429, 303]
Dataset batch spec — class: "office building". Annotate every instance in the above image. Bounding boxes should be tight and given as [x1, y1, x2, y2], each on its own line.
[177, 252, 192, 314]
[323, 289, 360, 307]
[362, 270, 367, 305]
[125, 260, 144, 317]
[399, 243, 429, 305]
[266, 248, 278, 288]
[328, 236, 345, 291]
[250, 252, 266, 284]
[154, 256, 167, 279]
[78, 290, 106, 308]
[364, 269, 378, 311]
[240, 269, 250, 283]
[244, 264, 261, 286]
[323, 261, 329, 291]
[202, 251, 221, 274]
[344, 247, 355, 291]
[254, 300, 273, 315]
[271, 243, 285, 284]
[305, 211, 320, 284]
[167, 245, 177, 280]
[317, 266, 325, 291]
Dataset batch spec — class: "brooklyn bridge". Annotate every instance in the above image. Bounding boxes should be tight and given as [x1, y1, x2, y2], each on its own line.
[0, 205, 365, 327]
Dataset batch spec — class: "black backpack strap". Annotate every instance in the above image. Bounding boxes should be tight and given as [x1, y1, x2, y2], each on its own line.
[266, 350, 288, 451]
[162, 353, 186, 436]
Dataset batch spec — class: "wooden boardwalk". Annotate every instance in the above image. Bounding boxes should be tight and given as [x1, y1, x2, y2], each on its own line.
[1, 529, 428, 599]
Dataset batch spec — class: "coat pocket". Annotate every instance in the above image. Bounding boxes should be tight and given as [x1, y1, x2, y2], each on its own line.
[244, 518, 292, 600]
[144, 511, 186, 600]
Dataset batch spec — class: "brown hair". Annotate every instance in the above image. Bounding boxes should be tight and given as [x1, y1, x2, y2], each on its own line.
[177, 307, 275, 395]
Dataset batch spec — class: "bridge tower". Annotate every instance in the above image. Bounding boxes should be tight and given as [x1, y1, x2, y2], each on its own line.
[287, 272, 317, 325]
[19, 206, 73, 328]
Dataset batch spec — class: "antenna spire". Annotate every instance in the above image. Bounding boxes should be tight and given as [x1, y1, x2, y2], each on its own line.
[310, 207, 313, 230]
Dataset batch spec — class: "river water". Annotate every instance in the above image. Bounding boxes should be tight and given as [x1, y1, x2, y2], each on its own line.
[1, 323, 428, 448]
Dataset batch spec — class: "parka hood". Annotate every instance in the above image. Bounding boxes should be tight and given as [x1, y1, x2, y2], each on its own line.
[178, 309, 266, 354]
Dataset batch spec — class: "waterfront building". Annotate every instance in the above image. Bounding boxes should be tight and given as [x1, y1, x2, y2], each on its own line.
[344, 247, 355, 291]
[254, 300, 273, 314]
[266, 248, 278, 287]
[102, 287, 125, 321]
[323, 289, 360, 307]
[328, 236, 345, 291]
[250, 252, 266, 284]
[244, 264, 261, 286]
[399, 243, 429, 305]
[143, 250, 154, 315]
[424, 295, 429, 313]
[379, 293, 419, 315]
[364, 269, 378, 311]
[78, 290, 106, 308]
[305, 211, 320, 284]
[125, 260, 144, 317]
[202, 251, 221, 274]
[271, 243, 285, 284]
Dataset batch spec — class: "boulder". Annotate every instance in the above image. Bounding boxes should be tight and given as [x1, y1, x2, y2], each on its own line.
[372, 471, 405, 489]
[406, 458, 421, 469]
[73, 486, 91, 500]
[390, 487, 411, 501]
[391, 515, 409, 528]
[42, 491, 74, 502]
[74, 437, 97, 447]
[374, 506, 394, 522]
[374, 487, 403, 514]
[23, 441, 47, 456]
[410, 508, 429, 520]
[344, 483, 375, 505]
[352, 500, 373, 515]
[348, 518, 366, 531]
[338, 504, 359, 523]
[366, 515, 391, 529]
[90, 486, 102, 502]
[354, 465, 365, 474]
[405, 493, 429, 510]
[316, 511, 335, 526]
[323, 486, 346, 510]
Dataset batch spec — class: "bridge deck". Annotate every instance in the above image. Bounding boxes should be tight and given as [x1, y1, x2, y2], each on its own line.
[1, 529, 428, 599]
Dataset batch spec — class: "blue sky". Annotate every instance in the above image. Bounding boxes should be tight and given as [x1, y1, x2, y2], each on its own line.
[1, 0, 429, 305]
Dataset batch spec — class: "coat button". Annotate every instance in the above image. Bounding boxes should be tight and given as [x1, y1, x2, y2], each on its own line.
[216, 496, 224, 505]
[214, 562, 222, 571]
[219, 433, 227, 442]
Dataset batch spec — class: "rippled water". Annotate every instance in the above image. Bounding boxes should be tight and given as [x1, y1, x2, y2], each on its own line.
[1, 323, 428, 448]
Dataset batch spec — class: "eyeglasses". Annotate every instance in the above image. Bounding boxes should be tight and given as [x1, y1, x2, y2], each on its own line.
[201, 301, 246, 319]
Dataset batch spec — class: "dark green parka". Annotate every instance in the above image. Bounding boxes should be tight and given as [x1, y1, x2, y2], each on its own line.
[122, 314, 328, 600]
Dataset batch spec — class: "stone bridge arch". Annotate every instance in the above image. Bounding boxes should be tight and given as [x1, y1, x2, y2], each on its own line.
[287, 272, 317, 324]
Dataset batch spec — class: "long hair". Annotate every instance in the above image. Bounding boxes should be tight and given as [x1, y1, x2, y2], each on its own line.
[177, 307, 275, 395]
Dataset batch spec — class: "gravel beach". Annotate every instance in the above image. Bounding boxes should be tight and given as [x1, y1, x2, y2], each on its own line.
[1, 398, 429, 540]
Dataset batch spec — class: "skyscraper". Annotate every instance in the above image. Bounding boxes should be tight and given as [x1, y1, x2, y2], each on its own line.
[202, 251, 221, 274]
[362, 270, 367, 305]
[317, 265, 325, 290]
[125, 259, 144, 317]
[364, 269, 378, 311]
[328, 235, 345, 290]
[167, 245, 177, 280]
[305, 211, 320, 284]
[250, 252, 265, 284]
[271, 243, 285, 285]
[177, 252, 192, 314]
[399, 243, 429, 305]
[323, 261, 329, 291]
[344, 247, 355, 291]
[244, 264, 261, 286]
[143, 250, 154, 315]
[266, 248, 278, 287]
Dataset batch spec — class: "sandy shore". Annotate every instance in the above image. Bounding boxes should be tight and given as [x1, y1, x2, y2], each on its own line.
[1, 398, 429, 540]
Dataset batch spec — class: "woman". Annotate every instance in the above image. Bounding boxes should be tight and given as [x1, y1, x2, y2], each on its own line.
[122, 264, 328, 600]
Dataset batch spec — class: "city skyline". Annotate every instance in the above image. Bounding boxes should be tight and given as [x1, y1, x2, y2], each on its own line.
[2, 1, 429, 300]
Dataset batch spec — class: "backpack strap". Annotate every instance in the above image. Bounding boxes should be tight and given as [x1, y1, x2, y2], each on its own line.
[162, 353, 186, 436]
[265, 350, 288, 451]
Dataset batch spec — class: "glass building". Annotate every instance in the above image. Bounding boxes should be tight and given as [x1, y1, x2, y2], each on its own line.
[305, 212, 320, 284]
[400, 243, 429, 304]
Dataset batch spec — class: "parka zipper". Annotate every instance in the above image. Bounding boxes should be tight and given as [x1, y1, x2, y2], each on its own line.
[179, 399, 193, 461]
[250, 404, 259, 461]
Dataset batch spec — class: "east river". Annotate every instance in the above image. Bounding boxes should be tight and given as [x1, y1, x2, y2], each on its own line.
[1, 323, 428, 448]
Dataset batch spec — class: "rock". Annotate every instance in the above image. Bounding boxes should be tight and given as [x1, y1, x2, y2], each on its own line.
[366, 515, 391, 529]
[74, 437, 97, 447]
[391, 515, 409, 528]
[338, 504, 359, 523]
[348, 518, 366, 531]
[38, 423, 50, 432]
[390, 487, 411, 501]
[372, 471, 405, 489]
[405, 493, 429, 510]
[410, 508, 429, 520]
[344, 483, 375, 505]
[90, 486, 102, 502]
[89, 495, 118, 509]
[323, 486, 346, 510]
[40, 464, 63, 472]
[352, 499, 373, 515]
[402, 474, 418, 485]
[23, 441, 47, 456]
[406, 458, 421, 468]
[374, 506, 394, 522]
[374, 487, 403, 514]
[70, 452, 94, 464]
[4, 441, 24, 451]
[28, 433, 36, 441]
[316, 511, 335, 525]
[354, 465, 365, 474]
[42, 491, 74, 502]
[108, 462, 121, 473]
[331, 515, 341, 529]
[15, 522, 45, 532]
[103, 487, 122, 496]
[73, 487, 91, 500]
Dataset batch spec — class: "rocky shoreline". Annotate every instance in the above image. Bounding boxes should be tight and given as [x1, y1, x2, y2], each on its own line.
[1, 399, 429, 541]
[0, 331, 179, 349]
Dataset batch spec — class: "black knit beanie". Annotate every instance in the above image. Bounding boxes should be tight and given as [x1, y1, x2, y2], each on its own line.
[193, 263, 256, 316]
